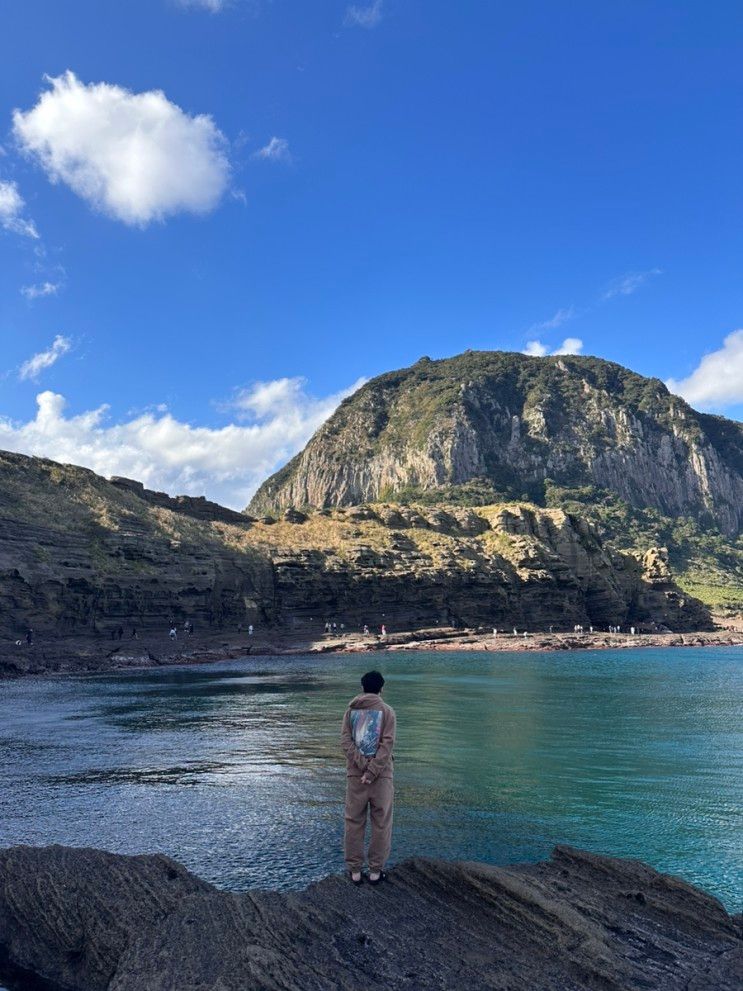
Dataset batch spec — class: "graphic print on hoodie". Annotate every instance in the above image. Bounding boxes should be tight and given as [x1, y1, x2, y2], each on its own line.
[350, 709, 383, 757]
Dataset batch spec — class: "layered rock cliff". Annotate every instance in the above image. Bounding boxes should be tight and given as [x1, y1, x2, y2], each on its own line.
[252, 502, 711, 632]
[0, 451, 274, 639]
[0, 844, 740, 990]
[0, 449, 711, 659]
[249, 352, 743, 537]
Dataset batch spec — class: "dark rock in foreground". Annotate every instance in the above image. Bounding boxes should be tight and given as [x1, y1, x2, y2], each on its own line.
[0, 845, 740, 990]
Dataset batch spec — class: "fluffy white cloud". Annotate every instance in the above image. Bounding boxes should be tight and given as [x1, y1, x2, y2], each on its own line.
[0, 178, 39, 238]
[0, 377, 365, 509]
[602, 268, 662, 300]
[523, 337, 583, 357]
[553, 337, 583, 356]
[666, 330, 743, 409]
[13, 71, 230, 226]
[21, 280, 61, 300]
[18, 335, 72, 381]
[252, 136, 291, 164]
[345, 0, 384, 29]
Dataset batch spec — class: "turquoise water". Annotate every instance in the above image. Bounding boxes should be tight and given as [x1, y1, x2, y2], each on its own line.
[0, 647, 741, 910]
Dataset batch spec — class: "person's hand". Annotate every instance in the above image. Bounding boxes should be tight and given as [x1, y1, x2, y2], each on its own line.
[361, 773, 373, 785]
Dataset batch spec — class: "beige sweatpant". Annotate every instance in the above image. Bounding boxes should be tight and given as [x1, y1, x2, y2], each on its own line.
[344, 775, 394, 873]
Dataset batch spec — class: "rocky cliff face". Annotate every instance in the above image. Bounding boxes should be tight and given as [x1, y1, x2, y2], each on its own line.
[256, 503, 711, 632]
[0, 446, 711, 651]
[249, 352, 743, 537]
[0, 452, 275, 640]
[0, 844, 740, 990]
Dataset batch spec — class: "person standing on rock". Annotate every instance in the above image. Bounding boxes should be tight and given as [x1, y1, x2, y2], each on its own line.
[341, 670, 396, 886]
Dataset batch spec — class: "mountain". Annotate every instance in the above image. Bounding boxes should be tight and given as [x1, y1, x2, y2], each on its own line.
[249, 351, 743, 537]
[2, 350, 741, 665]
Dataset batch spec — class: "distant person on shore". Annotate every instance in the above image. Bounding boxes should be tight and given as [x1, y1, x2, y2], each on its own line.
[169, 626, 177, 640]
[380, 624, 386, 638]
[248, 624, 254, 636]
[341, 670, 396, 886]
[363, 624, 369, 635]
[26, 628, 33, 645]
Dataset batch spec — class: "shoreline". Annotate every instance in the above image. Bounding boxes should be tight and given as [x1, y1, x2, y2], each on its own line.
[2, 626, 741, 678]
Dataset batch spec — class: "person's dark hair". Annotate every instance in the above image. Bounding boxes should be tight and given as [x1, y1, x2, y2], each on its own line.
[361, 670, 385, 694]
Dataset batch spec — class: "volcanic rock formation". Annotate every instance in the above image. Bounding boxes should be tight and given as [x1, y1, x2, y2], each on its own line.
[0, 844, 740, 990]
[249, 352, 743, 537]
[0, 448, 711, 668]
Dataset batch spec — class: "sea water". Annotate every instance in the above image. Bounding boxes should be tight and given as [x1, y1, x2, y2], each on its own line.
[0, 647, 740, 911]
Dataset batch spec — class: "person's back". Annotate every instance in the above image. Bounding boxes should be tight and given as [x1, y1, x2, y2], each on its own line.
[340, 670, 396, 885]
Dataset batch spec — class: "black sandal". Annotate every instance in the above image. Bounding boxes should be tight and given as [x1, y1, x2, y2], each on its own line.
[368, 871, 387, 886]
[349, 872, 363, 886]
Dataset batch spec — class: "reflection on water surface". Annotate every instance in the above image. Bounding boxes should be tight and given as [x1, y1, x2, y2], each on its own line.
[0, 648, 741, 909]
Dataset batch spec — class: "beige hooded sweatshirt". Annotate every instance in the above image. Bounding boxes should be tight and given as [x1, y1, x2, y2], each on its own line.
[341, 692, 396, 780]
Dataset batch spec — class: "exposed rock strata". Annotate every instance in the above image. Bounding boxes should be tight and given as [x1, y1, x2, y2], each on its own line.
[0, 449, 711, 673]
[249, 352, 743, 536]
[257, 503, 711, 632]
[0, 844, 740, 990]
[0, 452, 274, 643]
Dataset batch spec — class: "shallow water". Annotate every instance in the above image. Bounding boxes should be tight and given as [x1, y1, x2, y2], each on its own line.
[0, 647, 741, 910]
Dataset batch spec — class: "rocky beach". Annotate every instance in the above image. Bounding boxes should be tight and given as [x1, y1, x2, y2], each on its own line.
[2, 625, 741, 678]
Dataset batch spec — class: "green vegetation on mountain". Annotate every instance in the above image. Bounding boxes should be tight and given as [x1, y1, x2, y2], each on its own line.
[543, 484, 743, 614]
[250, 350, 742, 615]
[0, 351, 739, 655]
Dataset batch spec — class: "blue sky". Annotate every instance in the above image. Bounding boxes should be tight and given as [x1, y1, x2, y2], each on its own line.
[1, 0, 742, 507]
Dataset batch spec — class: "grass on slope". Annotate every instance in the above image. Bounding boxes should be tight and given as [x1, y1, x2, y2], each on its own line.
[544, 483, 743, 612]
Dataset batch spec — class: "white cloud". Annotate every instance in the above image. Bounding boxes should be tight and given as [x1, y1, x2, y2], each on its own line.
[666, 330, 743, 409]
[18, 335, 72, 381]
[13, 71, 229, 227]
[252, 136, 291, 164]
[21, 280, 61, 300]
[0, 377, 366, 510]
[523, 337, 583, 357]
[345, 0, 384, 29]
[553, 337, 583, 356]
[0, 178, 39, 239]
[602, 268, 662, 300]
